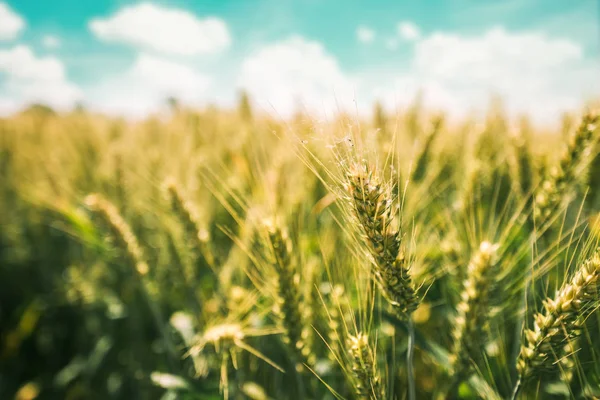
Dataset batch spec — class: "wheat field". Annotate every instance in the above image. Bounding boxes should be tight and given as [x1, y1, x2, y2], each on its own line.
[2, 98, 600, 399]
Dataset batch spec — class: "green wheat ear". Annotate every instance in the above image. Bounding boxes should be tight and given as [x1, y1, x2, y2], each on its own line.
[345, 162, 420, 318]
[347, 332, 384, 400]
[263, 219, 313, 370]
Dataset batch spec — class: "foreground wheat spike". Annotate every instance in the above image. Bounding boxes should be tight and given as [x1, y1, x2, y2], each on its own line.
[348, 333, 384, 400]
[264, 220, 312, 369]
[450, 241, 500, 380]
[514, 250, 600, 395]
[85, 194, 149, 276]
[346, 163, 419, 317]
[534, 111, 599, 226]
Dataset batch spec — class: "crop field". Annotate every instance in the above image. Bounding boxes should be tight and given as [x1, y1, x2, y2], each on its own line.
[1, 99, 600, 399]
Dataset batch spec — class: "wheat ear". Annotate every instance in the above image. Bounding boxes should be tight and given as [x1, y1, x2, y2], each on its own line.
[346, 162, 419, 400]
[348, 333, 384, 400]
[345, 162, 419, 317]
[264, 220, 312, 370]
[534, 111, 599, 226]
[512, 250, 600, 398]
[85, 194, 148, 276]
[449, 241, 500, 381]
[85, 194, 178, 366]
[164, 179, 212, 266]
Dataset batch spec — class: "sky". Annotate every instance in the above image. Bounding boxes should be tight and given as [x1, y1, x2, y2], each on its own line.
[0, 0, 599, 124]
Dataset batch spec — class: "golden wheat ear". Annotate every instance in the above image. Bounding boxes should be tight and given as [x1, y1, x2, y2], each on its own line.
[345, 162, 420, 318]
[534, 111, 600, 227]
[449, 241, 500, 383]
[344, 161, 421, 400]
[84, 193, 149, 276]
[512, 250, 600, 398]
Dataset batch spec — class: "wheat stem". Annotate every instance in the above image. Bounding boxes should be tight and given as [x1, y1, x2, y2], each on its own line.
[510, 378, 522, 400]
[407, 318, 416, 400]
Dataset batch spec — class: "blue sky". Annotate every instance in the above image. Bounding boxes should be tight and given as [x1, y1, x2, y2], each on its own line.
[0, 0, 598, 123]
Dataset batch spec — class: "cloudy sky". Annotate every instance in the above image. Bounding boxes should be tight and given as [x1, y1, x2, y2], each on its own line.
[0, 0, 598, 123]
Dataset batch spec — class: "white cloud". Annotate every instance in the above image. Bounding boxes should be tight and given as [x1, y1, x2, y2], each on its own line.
[132, 54, 211, 96]
[398, 21, 420, 41]
[375, 26, 597, 124]
[0, 2, 25, 40]
[415, 27, 582, 79]
[42, 35, 61, 49]
[0, 45, 80, 114]
[239, 36, 356, 118]
[356, 25, 375, 44]
[371, 77, 456, 115]
[87, 53, 211, 116]
[0, 46, 63, 82]
[89, 3, 230, 56]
